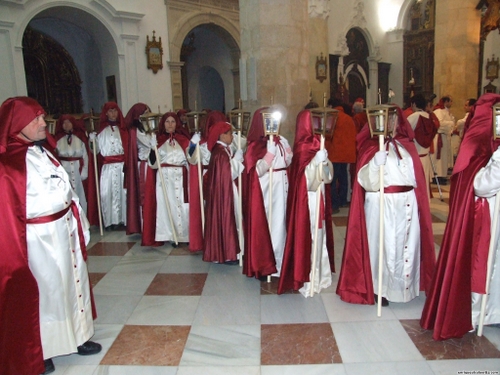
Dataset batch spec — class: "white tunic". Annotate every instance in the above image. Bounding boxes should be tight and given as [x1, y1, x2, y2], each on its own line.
[255, 137, 292, 276]
[96, 126, 127, 227]
[407, 111, 431, 200]
[56, 135, 88, 213]
[299, 158, 334, 297]
[358, 140, 420, 303]
[472, 149, 500, 327]
[432, 108, 455, 175]
[151, 139, 190, 242]
[26, 145, 93, 360]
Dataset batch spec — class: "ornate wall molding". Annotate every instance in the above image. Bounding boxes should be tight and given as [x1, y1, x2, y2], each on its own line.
[308, 0, 330, 19]
[352, 0, 367, 29]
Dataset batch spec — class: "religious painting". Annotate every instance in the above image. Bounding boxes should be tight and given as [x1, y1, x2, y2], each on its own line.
[316, 53, 327, 83]
[146, 31, 163, 74]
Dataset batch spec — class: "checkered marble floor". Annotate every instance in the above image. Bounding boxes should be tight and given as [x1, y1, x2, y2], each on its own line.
[49, 183, 500, 375]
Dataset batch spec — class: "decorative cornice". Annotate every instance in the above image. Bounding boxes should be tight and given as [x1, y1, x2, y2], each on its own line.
[91, 0, 145, 21]
[335, 34, 349, 56]
[0, 20, 15, 28]
[352, 0, 367, 28]
[308, 0, 330, 19]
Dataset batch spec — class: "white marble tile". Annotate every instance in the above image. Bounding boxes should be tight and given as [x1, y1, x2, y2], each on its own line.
[87, 256, 122, 273]
[261, 364, 347, 375]
[321, 293, 397, 323]
[160, 254, 211, 273]
[202, 272, 260, 297]
[94, 365, 177, 375]
[108, 255, 165, 274]
[331, 320, 423, 363]
[94, 295, 142, 324]
[180, 325, 260, 366]
[177, 366, 260, 375]
[261, 294, 329, 324]
[192, 295, 261, 325]
[53, 324, 123, 366]
[343, 361, 433, 375]
[483, 325, 500, 350]
[127, 296, 200, 325]
[427, 359, 500, 375]
[92, 272, 156, 296]
[60, 365, 98, 374]
[124, 243, 172, 257]
[388, 293, 426, 320]
[208, 262, 246, 276]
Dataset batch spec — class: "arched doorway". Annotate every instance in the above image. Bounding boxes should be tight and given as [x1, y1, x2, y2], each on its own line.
[180, 23, 239, 112]
[344, 28, 369, 104]
[22, 6, 119, 114]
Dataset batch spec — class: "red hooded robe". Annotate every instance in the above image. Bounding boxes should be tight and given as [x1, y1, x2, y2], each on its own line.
[420, 93, 500, 340]
[278, 109, 334, 294]
[336, 106, 436, 305]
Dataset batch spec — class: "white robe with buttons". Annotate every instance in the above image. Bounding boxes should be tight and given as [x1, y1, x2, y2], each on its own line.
[26, 145, 93, 360]
[56, 135, 89, 214]
[358, 140, 420, 303]
[151, 139, 190, 242]
[96, 126, 127, 227]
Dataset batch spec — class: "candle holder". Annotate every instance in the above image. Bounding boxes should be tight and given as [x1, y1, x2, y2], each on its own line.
[310, 106, 339, 139]
[139, 110, 162, 133]
[229, 103, 251, 136]
[493, 102, 500, 140]
[83, 109, 100, 133]
[261, 109, 282, 136]
[186, 109, 207, 134]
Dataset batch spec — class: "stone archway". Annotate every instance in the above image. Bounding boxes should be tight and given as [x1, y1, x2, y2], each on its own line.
[167, 11, 240, 111]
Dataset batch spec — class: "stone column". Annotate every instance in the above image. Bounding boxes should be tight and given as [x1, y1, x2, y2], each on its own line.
[308, 0, 331, 107]
[434, 0, 481, 120]
[239, 0, 310, 142]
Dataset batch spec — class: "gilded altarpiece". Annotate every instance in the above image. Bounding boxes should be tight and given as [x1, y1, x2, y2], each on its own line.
[403, 0, 435, 106]
[22, 27, 83, 114]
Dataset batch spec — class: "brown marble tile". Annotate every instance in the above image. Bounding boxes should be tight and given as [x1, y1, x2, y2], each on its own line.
[87, 242, 135, 256]
[332, 216, 348, 227]
[261, 323, 342, 365]
[401, 319, 500, 360]
[431, 214, 445, 223]
[434, 234, 444, 247]
[169, 243, 195, 255]
[145, 273, 207, 296]
[260, 277, 300, 295]
[89, 272, 106, 288]
[100, 325, 190, 366]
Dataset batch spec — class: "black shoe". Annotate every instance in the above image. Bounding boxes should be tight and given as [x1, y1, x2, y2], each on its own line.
[225, 260, 239, 265]
[77, 341, 102, 356]
[171, 241, 178, 248]
[41, 359, 55, 375]
[374, 294, 389, 307]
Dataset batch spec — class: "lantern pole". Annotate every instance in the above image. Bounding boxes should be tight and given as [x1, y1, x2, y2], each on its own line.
[376, 89, 386, 317]
[194, 112, 205, 231]
[237, 100, 244, 267]
[90, 133, 103, 236]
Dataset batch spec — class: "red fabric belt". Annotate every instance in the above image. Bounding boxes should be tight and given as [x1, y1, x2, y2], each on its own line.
[273, 167, 288, 172]
[384, 185, 413, 193]
[102, 154, 125, 164]
[160, 163, 189, 203]
[26, 205, 71, 224]
[419, 154, 428, 157]
[59, 156, 84, 173]
[26, 202, 88, 260]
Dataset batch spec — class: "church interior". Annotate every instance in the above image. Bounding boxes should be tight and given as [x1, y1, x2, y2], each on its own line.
[1, 0, 500, 373]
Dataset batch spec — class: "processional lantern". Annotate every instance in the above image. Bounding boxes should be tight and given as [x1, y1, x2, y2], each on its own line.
[493, 102, 500, 140]
[261, 109, 282, 136]
[45, 117, 57, 135]
[83, 109, 101, 133]
[229, 99, 251, 136]
[187, 101, 207, 134]
[366, 104, 398, 138]
[139, 106, 162, 133]
[310, 94, 339, 139]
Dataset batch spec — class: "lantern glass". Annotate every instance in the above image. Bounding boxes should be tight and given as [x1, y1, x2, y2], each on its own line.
[310, 107, 339, 139]
[229, 109, 251, 135]
[45, 117, 57, 135]
[140, 112, 161, 133]
[493, 103, 500, 140]
[261, 110, 282, 136]
[186, 111, 206, 133]
[366, 104, 398, 137]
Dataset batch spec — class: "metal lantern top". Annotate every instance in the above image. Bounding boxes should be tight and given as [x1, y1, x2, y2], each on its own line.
[493, 102, 500, 140]
[261, 109, 282, 136]
[139, 111, 162, 133]
[310, 106, 339, 139]
[228, 108, 251, 135]
[186, 110, 207, 133]
[83, 110, 100, 133]
[45, 116, 57, 135]
[365, 104, 399, 138]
